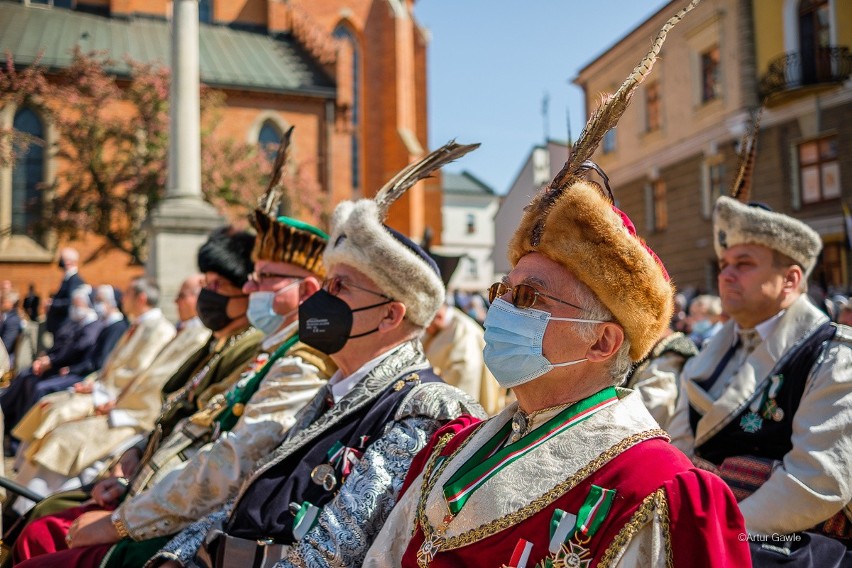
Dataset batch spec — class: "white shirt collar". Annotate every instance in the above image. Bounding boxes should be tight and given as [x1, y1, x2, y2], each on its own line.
[327, 343, 406, 404]
[732, 309, 786, 347]
[179, 316, 203, 331]
[103, 312, 125, 326]
[135, 307, 162, 325]
[261, 320, 298, 351]
[63, 267, 78, 281]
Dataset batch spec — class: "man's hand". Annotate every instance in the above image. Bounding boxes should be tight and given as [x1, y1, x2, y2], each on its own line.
[95, 401, 116, 415]
[91, 478, 127, 508]
[32, 356, 51, 376]
[74, 382, 93, 394]
[113, 447, 143, 479]
[66, 510, 120, 548]
[59, 366, 70, 376]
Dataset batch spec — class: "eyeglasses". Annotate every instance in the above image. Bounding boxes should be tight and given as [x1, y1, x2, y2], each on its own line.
[487, 282, 585, 312]
[323, 275, 393, 301]
[247, 271, 303, 285]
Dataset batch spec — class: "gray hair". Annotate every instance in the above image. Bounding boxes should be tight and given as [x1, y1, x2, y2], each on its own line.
[690, 294, 722, 317]
[565, 278, 633, 384]
[96, 285, 118, 308]
[131, 277, 160, 308]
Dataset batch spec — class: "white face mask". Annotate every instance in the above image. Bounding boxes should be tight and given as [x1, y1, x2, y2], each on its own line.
[483, 298, 605, 388]
[70, 305, 91, 323]
[247, 280, 301, 336]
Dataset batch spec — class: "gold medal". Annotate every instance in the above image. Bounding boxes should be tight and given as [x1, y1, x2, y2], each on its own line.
[310, 463, 337, 491]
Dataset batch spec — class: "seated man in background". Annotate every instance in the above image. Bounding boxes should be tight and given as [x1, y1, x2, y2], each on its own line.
[0, 289, 23, 361]
[2, 286, 103, 439]
[9, 228, 261, 513]
[20, 285, 129, 416]
[686, 294, 724, 348]
[12, 278, 177, 458]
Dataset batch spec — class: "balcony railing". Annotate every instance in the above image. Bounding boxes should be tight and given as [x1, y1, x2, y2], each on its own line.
[760, 46, 852, 98]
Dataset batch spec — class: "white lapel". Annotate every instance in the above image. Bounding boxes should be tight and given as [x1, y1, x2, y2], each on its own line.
[688, 296, 828, 445]
[423, 390, 663, 538]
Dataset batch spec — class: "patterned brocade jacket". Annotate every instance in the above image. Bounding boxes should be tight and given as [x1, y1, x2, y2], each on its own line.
[148, 339, 486, 568]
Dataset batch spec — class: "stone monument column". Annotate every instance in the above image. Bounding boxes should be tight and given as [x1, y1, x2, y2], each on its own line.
[146, 0, 222, 321]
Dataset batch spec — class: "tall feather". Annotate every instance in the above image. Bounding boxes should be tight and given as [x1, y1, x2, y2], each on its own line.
[730, 106, 764, 202]
[374, 141, 480, 220]
[548, 0, 701, 196]
[256, 125, 295, 216]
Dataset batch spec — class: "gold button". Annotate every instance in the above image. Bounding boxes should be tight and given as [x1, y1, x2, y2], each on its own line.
[232, 403, 245, 416]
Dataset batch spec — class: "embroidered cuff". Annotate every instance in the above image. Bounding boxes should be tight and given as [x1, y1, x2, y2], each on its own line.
[111, 509, 131, 540]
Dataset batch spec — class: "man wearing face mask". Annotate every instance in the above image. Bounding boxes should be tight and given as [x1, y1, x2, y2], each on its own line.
[11, 285, 130, 422]
[1, 286, 104, 438]
[31, 209, 336, 567]
[8, 230, 260, 518]
[366, 4, 749, 565]
[139, 142, 484, 568]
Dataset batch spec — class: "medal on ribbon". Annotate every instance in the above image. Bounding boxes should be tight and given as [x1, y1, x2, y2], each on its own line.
[501, 539, 534, 568]
[537, 486, 615, 568]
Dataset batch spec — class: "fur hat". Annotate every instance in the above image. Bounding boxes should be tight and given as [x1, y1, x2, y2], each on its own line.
[713, 197, 822, 277]
[250, 126, 328, 277]
[505, 0, 700, 361]
[323, 141, 479, 327]
[198, 227, 255, 287]
[509, 181, 673, 361]
[252, 212, 328, 277]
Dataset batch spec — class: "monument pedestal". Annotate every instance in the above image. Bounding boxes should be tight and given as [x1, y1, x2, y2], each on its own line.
[145, 197, 222, 321]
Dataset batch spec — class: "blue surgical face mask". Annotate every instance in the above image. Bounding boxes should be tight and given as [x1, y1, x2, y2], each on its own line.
[483, 298, 606, 388]
[690, 319, 712, 337]
[247, 280, 301, 336]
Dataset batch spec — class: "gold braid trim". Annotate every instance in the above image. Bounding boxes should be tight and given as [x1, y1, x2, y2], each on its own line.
[597, 488, 673, 568]
[417, 428, 669, 551]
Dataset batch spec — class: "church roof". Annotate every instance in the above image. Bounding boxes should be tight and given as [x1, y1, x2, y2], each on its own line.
[0, 2, 335, 97]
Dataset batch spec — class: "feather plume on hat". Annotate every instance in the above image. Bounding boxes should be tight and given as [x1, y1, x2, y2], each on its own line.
[508, 0, 702, 361]
[250, 127, 328, 275]
[324, 141, 480, 327]
[713, 106, 822, 277]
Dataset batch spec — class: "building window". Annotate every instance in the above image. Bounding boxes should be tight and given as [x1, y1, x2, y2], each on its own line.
[466, 257, 478, 279]
[257, 120, 282, 162]
[813, 241, 842, 289]
[709, 161, 725, 203]
[799, 135, 840, 204]
[198, 0, 212, 23]
[466, 213, 476, 235]
[11, 108, 45, 238]
[603, 128, 616, 154]
[701, 46, 721, 102]
[799, 0, 831, 85]
[645, 82, 661, 132]
[650, 179, 667, 232]
[333, 25, 361, 191]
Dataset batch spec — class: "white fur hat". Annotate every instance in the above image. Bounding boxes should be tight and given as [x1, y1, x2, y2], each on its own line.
[324, 200, 445, 327]
[323, 142, 479, 327]
[713, 196, 823, 277]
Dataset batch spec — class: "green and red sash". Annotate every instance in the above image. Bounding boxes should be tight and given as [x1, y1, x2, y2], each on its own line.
[443, 387, 619, 516]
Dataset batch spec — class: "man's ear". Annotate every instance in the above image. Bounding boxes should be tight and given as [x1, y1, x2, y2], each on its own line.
[585, 322, 624, 363]
[783, 265, 802, 294]
[378, 301, 407, 332]
[299, 277, 322, 302]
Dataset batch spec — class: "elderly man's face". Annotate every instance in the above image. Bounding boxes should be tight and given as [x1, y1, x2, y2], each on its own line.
[502, 253, 596, 368]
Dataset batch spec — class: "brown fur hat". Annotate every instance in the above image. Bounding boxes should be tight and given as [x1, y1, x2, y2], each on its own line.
[508, 180, 674, 361]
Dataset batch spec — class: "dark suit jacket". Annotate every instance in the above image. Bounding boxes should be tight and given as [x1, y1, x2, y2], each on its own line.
[46, 317, 103, 371]
[0, 309, 22, 353]
[66, 316, 130, 377]
[46, 271, 86, 334]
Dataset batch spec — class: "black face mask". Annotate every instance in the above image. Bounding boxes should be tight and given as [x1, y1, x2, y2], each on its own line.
[197, 288, 239, 332]
[298, 289, 391, 355]
[58, 258, 66, 270]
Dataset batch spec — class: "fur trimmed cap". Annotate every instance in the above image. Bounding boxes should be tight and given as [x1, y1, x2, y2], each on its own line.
[251, 212, 328, 277]
[198, 226, 255, 287]
[713, 196, 822, 277]
[323, 199, 445, 327]
[322, 141, 479, 327]
[508, 180, 674, 361]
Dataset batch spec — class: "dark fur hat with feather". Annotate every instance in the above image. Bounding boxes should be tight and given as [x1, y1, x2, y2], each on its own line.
[324, 141, 479, 326]
[251, 126, 329, 277]
[508, 0, 702, 362]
